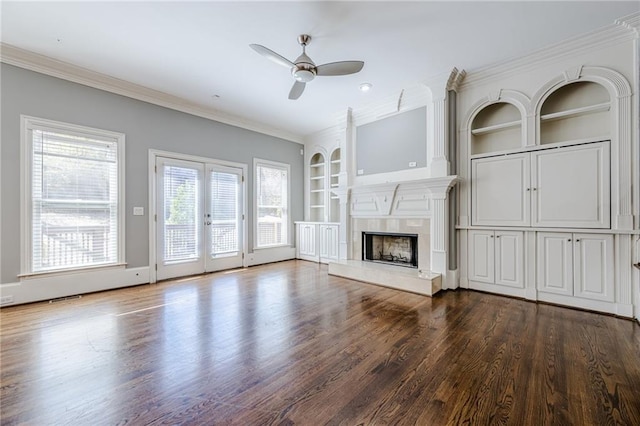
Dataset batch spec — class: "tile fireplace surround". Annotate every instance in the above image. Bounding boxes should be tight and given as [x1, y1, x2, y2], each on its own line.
[329, 217, 441, 296]
[353, 218, 430, 271]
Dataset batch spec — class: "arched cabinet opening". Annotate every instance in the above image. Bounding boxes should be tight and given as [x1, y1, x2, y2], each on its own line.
[539, 81, 610, 145]
[470, 102, 522, 155]
[309, 152, 326, 222]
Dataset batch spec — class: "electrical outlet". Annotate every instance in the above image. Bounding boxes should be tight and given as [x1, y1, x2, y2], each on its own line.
[133, 207, 144, 216]
[0, 295, 14, 305]
[409, 161, 417, 168]
[357, 169, 364, 175]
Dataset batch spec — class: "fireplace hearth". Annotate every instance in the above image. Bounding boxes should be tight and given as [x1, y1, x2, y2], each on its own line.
[362, 232, 418, 268]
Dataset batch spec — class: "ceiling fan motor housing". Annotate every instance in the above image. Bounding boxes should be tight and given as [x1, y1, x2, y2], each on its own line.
[292, 49, 316, 82]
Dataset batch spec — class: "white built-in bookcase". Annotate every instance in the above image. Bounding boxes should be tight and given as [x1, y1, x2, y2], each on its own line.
[460, 66, 634, 317]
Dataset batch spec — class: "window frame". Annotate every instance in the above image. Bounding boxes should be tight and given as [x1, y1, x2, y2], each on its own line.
[20, 115, 126, 275]
[253, 158, 291, 249]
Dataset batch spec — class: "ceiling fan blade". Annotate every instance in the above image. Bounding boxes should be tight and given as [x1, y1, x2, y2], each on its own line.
[249, 44, 294, 68]
[289, 81, 306, 100]
[316, 61, 364, 76]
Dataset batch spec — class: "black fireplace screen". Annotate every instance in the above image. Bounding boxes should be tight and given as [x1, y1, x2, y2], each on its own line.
[362, 232, 418, 268]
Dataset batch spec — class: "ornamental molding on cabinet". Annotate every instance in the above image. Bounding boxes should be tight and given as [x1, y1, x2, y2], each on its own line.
[460, 12, 640, 90]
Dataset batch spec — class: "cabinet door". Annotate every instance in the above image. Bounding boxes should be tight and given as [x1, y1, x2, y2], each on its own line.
[495, 231, 524, 288]
[531, 141, 610, 228]
[471, 153, 530, 226]
[536, 232, 573, 296]
[319, 225, 339, 262]
[469, 230, 495, 283]
[298, 224, 317, 257]
[573, 234, 614, 302]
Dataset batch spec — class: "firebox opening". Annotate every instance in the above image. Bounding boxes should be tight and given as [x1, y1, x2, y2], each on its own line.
[362, 232, 418, 268]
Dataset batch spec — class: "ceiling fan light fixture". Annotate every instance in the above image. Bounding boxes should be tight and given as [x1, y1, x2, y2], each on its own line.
[293, 68, 315, 83]
[359, 82, 372, 92]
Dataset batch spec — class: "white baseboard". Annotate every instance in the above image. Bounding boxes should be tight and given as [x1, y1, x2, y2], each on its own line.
[247, 246, 296, 267]
[0, 266, 150, 306]
[445, 269, 459, 290]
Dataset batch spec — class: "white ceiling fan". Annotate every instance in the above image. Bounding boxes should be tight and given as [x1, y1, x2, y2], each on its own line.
[250, 34, 364, 100]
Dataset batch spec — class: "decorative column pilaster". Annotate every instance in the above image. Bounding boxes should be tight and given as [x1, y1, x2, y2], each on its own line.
[426, 176, 459, 289]
[425, 68, 466, 178]
[332, 187, 351, 260]
[336, 108, 353, 260]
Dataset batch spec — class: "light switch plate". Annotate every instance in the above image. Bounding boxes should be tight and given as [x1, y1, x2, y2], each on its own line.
[133, 207, 144, 216]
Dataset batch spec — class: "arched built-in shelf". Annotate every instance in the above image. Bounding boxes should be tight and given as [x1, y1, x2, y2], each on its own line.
[539, 81, 610, 145]
[309, 152, 326, 221]
[470, 102, 522, 155]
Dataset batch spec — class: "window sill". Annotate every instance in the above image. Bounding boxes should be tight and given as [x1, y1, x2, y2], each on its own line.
[19, 263, 127, 280]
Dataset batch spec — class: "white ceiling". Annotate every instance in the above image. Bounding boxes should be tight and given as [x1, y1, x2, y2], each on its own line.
[2, 1, 638, 140]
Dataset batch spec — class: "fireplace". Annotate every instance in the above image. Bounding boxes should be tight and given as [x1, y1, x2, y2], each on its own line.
[362, 232, 418, 268]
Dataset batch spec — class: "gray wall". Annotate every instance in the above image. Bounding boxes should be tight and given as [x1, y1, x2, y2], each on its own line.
[0, 64, 304, 283]
[355, 106, 426, 175]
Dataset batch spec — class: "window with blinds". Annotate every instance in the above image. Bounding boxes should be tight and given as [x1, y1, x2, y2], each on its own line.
[255, 160, 289, 248]
[23, 117, 124, 273]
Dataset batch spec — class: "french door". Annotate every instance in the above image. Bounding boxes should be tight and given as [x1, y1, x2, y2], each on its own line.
[156, 157, 244, 280]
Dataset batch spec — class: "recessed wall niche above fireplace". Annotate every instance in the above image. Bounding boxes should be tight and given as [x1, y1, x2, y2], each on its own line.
[362, 232, 418, 268]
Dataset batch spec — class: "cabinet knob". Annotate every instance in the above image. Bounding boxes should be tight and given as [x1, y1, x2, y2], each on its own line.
[576, 239, 580, 242]
[526, 188, 530, 191]
[533, 188, 537, 191]
[568, 239, 571, 242]
[496, 235, 500, 238]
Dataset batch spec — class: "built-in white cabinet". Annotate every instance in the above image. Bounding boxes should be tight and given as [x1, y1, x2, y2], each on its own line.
[536, 232, 614, 303]
[295, 222, 339, 264]
[297, 222, 318, 261]
[319, 224, 339, 262]
[531, 142, 610, 228]
[472, 141, 610, 229]
[472, 153, 530, 226]
[469, 230, 524, 293]
[460, 60, 634, 317]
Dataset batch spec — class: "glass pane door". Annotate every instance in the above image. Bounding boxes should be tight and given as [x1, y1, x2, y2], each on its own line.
[205, 164, 244, 272]
[156, 157, 204, 280]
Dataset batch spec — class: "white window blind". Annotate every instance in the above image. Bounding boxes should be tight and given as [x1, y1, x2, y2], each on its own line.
[163, 165, 200, 262]
[255, 161, 289, 248]
[209, 171, 239, 256]
[25, 118, 123, 273]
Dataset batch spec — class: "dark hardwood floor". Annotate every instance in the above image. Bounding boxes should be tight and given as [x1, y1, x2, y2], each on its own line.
[1, 260, 639, 425]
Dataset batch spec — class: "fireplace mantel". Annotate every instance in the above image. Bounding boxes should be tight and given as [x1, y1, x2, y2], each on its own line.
[349, 175, 459, 218]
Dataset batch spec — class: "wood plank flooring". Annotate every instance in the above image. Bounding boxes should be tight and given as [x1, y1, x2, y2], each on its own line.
[1, 260, 639, 425]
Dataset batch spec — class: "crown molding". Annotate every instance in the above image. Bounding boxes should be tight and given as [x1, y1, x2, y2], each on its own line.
[0, 43, 304, 144]
[461, 12, 640, 90]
